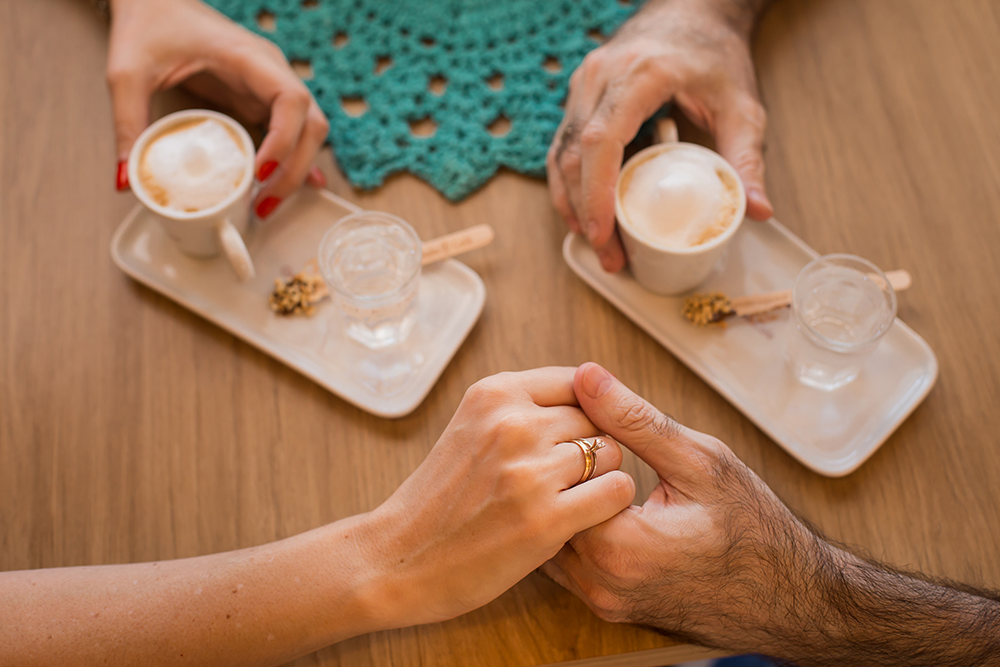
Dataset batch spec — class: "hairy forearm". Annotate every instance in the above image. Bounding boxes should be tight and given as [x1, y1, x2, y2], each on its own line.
[794, 547, 1000, 666]
[0, 515, 392, 667]
[755, 542, 1000, 666]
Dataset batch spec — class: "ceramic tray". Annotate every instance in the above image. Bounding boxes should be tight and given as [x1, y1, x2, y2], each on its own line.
[563, 222, 938, 477]
[111, 189, 485, 418]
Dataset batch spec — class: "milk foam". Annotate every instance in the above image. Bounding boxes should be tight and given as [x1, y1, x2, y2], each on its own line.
[139, 119, 247, 213]
[620, 146, 739, 249]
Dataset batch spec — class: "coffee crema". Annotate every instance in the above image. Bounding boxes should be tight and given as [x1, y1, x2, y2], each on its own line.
[138, 118, 247, 213]
[618, 145, 740, 250]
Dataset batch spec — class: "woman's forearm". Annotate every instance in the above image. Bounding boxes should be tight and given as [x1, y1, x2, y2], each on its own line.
[0, 514, 393, 667]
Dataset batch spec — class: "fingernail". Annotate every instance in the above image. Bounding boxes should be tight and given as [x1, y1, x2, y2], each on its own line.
[748, 188, 773, 214]
[116, 161, 129, 191]
[581, 364, 614, 399]
[257, 160, 279, 181]
[597, 246, 612, 268]
[585, 220, 600, 245]
[256, 196, 281, 219]
[309, 165, 327, 187]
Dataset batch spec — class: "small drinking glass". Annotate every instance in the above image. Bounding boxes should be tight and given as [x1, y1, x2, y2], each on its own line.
[318, 211, 421, 349]
[786, 254, 897, 390]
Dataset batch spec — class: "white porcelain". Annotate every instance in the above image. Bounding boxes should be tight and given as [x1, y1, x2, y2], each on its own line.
[563, 222, 938, 477]
[111, 188, 486, 418]
[127, 110, 256, 282]
[615, 142, 746, 295]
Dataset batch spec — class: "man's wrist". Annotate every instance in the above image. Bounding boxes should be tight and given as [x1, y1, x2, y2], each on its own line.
[650, 0, 772, 39]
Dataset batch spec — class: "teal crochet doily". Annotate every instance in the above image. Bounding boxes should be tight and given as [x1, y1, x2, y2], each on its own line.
[204, 0, 642, 200]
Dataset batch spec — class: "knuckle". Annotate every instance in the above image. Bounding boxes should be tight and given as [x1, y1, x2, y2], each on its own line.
[580, 50, 607, 76]
[727, 95, 767, 138]
[558, 144, 582, 173]
[740, 97, 768, 130]
[307, 111, 330, 139]
[463, 376, 504, 405]
[588, 539, 626, 576]
[288, 86, 313, 109]
[493, 410, 534, 443]
[704, 436, 738, 469]
[581, 582, 626, 620]
[579, 121, 608, 149]
[495, 460, 531, 498]
[546, 143, 559, 169]
[221, 43, 258, 70]
[602, 439, 624, 470]
[630, 55, 672, 85]
[105, 63, 138, 89]
[732, 149, 765, 177]
[607, 472, 635, 506]
[568, 67, 585, 92]
[618, 400, 678, 439]
[263, 38, 286, 59]
[694, 436, 729, 475]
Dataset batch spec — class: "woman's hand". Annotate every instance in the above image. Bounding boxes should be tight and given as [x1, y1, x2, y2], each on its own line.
[107, 0, 329, 218]
[548, 0, 773, 272]
[0, 367, 633, 665]
[360, 367, 636, 628]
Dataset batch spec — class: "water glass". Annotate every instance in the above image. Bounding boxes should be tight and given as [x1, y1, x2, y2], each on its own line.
[318, 211, 421, 349]
[786, 254, 897, 390]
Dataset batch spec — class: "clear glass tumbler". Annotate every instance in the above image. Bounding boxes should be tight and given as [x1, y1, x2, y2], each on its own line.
[318, 211, 421, 349]
[786, 254, 897, 390]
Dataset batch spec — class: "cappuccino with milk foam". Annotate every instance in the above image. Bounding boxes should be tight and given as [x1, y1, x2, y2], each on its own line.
[618, 145, 740, 250]
[138, 118, 248, 213]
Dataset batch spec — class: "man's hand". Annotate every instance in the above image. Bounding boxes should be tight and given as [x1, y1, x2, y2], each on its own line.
[548, 0, 773, 272]
[541, 362, 820, 652]
[542, 363, 1000, 665]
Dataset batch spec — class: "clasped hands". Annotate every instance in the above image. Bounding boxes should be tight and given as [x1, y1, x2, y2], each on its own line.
[373, 363, 820, 652]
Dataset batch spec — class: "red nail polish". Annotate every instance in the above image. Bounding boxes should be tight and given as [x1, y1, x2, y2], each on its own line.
[257, 160, 279, 181]
[256, 196, 281, 219]
[116, 161, 129, 191]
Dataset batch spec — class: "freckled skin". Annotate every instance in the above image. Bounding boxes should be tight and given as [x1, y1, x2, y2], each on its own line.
[0, 367, 633, 667]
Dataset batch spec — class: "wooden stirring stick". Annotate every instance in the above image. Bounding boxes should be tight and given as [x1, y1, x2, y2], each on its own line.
[270, 223, 495, 317]
[683, 270, 912, 325]
[420, 224, 495, 265]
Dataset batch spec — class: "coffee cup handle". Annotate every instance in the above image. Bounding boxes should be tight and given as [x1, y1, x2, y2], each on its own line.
[653, 117, 678, 145]
[217, 218, 255, 282]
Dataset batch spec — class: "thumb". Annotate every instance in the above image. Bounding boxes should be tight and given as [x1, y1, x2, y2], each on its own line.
[573, 363, 694, 477]
[107, 66, 152, 164]
[714, 97, 773, 221]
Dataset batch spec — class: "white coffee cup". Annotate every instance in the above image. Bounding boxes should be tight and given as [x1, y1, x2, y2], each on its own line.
[128, 109, 256, 281]
[614, 128, 746, 295]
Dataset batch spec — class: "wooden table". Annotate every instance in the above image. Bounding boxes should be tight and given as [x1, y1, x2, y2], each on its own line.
[3, 1, 999, 665]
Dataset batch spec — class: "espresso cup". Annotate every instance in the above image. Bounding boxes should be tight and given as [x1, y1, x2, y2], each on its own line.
[614, 134, 746, 295]
[128, 110, 256, 281]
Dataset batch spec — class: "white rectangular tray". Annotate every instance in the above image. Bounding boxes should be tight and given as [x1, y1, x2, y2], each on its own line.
[563, 222, 937, 477]
[111, 189, 485, 418]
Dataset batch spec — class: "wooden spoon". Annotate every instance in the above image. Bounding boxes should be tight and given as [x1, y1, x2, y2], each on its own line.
[683, 269, 912, 326]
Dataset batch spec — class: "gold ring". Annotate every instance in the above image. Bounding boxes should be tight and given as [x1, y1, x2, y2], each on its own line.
[565, 437, 606, 486]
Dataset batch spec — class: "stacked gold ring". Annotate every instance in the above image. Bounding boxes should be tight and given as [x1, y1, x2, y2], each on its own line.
[564, 437, 606, 486]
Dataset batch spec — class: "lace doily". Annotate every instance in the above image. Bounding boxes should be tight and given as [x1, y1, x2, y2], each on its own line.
[205, 0, 641, 199]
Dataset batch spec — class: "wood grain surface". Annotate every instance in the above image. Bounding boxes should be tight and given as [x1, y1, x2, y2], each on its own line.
[2, 0, 999, 665]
